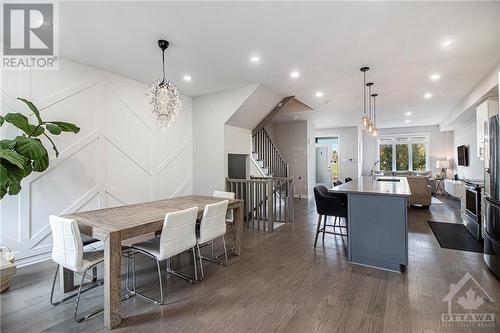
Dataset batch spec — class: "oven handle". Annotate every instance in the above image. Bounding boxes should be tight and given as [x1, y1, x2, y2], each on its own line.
[485, 196, 500, 208]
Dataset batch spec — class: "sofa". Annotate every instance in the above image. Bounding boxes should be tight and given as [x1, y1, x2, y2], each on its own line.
[382, 170, 436, 194]
[406, 175, 433, 207]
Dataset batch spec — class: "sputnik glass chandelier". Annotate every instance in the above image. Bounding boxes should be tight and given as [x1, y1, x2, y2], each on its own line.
[147, 39, 182, 128]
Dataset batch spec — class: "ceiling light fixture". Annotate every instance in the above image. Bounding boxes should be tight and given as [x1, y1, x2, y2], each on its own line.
[183, 75, 192, 82]
[147, 39, 182, 128]
[424, 92, 433, 99]
[405, 111, 412, 116]
[430, 73, 441, 81]
[406, 119, 411, 124]
[290, 71, 300, 79]
[360, 66, 370, 129]
[442, 39, 455, 48]
[250, 55, 260, 63]
[315, 91, 323, 98]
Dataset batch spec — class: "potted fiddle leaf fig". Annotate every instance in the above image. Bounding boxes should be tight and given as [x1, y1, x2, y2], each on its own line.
[0, 97, 80, 199]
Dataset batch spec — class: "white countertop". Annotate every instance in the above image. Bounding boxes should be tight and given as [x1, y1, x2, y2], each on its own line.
[329, 176, 411, 197]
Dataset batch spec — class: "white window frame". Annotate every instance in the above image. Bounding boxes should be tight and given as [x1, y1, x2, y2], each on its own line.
[376, 133, 430, 172]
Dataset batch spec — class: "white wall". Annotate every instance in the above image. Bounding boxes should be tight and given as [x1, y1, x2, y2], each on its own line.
[316, 127, 360, 181]
[193, 85, 257, 195]
[224, 125, 252, 178]
[440, 62, 500, 131]
[306, 121, 316, 197]
[193, 84, 283, 194]
[362, 125, 454, 176]
[273, 121, 309, 197]
[0, 59, 193, 265]
[453, 120, 485, 181]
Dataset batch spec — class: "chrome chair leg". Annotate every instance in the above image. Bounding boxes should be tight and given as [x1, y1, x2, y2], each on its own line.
[192, 247, 198, 282]
[130, 249, 164, 305]
[165, 254, 197, 284]
[199, 236, 228, 267]
[50, 265, 103, 307]
[222, 235, 228, 265]
[196, 243, 204, 280]
[74, 268, 104, 322]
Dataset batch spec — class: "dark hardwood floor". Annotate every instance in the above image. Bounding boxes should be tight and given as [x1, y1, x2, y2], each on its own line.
[1, 197, 499, 332]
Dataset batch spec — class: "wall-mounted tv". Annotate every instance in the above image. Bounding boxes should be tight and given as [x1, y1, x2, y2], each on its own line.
[457, 145, 468, 166]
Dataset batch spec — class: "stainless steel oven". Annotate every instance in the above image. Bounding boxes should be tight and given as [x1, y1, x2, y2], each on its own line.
[464, 184, 481, 240]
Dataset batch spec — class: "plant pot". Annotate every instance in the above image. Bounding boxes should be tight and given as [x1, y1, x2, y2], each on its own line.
[0, 247, 16, 293]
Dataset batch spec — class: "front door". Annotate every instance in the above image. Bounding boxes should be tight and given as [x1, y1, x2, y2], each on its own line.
[316, 145, 332, 186]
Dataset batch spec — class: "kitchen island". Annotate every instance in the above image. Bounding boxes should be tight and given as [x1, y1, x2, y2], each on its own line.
[330, 176, 411, 272]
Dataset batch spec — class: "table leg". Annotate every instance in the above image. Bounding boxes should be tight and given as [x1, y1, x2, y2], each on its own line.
[233, 202, 243, 256]
[104, 231, 122, 329]
[60, 266, 74, 293]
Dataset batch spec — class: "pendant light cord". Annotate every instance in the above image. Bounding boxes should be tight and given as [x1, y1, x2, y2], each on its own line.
[363, 71, 366, 116]
[161, 49, 166, 84]
[368, 84, 372, 120]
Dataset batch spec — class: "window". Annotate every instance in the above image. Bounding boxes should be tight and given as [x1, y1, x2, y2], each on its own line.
[395, 144, 409, 171]
[377, 135, 429, 172]
[379, 144, 392, 171]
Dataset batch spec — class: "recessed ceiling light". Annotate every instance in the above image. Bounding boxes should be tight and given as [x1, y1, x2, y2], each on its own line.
[405, 119, 411, 124]
[315, 91, 323, 98]
[290, 71, 300, 79]
[405, 111, 412, 116]
[430, 73, 441, 81]
[424, 92, 433, 99]
[250, 55, 260, 63]
[183, 75, 192, 82]
[442, 39, 455, 48]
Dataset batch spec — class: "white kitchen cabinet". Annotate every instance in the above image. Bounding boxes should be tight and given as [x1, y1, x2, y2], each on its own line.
[477, 99, 499, 160]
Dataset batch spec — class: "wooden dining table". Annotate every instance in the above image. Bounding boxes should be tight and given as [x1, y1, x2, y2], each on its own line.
[61, 195, 244, 329]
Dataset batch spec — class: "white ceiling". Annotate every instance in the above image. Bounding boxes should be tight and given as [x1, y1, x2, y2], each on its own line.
[60, 1, 500, 129]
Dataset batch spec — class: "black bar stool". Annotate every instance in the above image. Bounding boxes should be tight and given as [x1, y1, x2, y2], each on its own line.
[313, 185, 348, 248]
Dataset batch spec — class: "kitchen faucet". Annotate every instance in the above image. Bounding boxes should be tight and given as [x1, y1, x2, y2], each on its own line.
[370, 160, 388, 179]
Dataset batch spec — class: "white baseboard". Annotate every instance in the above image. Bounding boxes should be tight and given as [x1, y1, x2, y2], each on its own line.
[16, 251, 51, 268]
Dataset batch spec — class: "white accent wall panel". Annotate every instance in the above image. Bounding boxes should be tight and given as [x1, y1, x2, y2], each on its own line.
[0, 59, 193, 266]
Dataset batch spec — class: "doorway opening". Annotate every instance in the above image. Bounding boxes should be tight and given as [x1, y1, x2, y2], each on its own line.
[315, 136, 340, 187]
[228, 154, 249, 179]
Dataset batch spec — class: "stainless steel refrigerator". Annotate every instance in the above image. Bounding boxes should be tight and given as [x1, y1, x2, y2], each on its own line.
[484, 111, 500, 279]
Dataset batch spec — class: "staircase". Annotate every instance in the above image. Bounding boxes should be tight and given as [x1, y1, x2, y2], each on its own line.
[252, 128, 289, 178]
[226, 176, 294, 232]
[225, 97, 294, 232]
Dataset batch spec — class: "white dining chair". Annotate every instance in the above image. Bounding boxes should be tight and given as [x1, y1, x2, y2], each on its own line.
[48, 215, 116, 322]
[196, 200, 229, 280]
[212, 191, 235, 257]
[130, 206, 199, 305]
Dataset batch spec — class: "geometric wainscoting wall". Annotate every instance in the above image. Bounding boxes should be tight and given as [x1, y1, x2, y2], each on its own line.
[0, 59, 193, 266]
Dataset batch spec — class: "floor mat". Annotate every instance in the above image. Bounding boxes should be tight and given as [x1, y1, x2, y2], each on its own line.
[428, 221, 483, 253]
